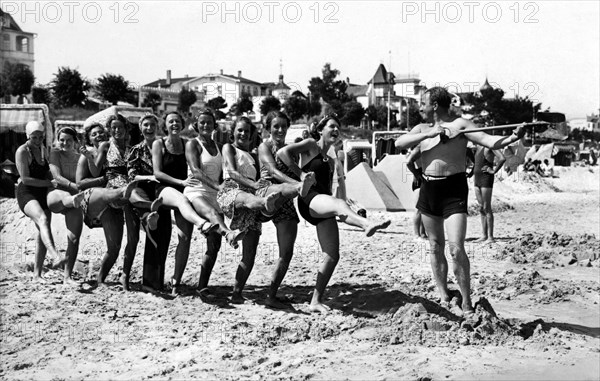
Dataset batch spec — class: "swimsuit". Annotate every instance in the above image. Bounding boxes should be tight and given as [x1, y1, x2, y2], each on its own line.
[156, 137, 188, 196]
[474, 147, 495, 188]
[417, 172, 468, 218]
[217, 146, 261, 233]
[16, 145, 49, 212]
[255, 140, 300, 224]
[297, 153, 334, 226]
[183, 137, 222, 211]
[105, 140, 129, 188]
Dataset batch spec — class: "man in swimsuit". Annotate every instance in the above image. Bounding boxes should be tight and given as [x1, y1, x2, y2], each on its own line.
[473, 146, 505, 243]
[395, 86, 525, 315]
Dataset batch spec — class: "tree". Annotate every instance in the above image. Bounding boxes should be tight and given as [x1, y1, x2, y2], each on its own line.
[178, 87, 197, 113]
[398, 103, 422, 130]
[31, 86, 52, 105]
[307, 63, 350, 104]
[142, 91, 162, 112]
[283, 93, 308, 121]
[52, 67, 89, 108]
[232, 93, 254, 116]
[340, 101, 364, 126]
[306, 93, 322, 117]
[207, 96, 228, 111]
[97, 73, 130, 105]
[260, 96, 281, 116]
[463, 86, 540, 126]
[1, 62, 35, 102]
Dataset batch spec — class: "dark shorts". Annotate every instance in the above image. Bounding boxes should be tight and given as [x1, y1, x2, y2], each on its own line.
[417, 172, 468, 218]
[298, 190, 334, 226]
[16, 183, 48, 213]
[474, 172, 495, 188]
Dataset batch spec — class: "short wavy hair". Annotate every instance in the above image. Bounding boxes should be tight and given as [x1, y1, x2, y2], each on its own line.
[264, 111, 291, 132]
[310, 113, 341, 140]
[83, 122, 105, 146]
[425, 86, 452, 109]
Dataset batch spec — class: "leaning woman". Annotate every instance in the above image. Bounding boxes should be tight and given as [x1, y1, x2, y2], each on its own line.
[278, 114, 391, 313]
[15, 121, 64, 281]
[47, 126, 87, 285]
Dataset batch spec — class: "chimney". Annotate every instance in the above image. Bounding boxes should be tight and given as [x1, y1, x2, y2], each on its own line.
[220, 69, 223, 75]
[346, 77, 350, 84]
[184, 74, 189, 78]
[278, 74, 284, 83]
[166, 70, 172, 86]
[238, 70, 242, 78]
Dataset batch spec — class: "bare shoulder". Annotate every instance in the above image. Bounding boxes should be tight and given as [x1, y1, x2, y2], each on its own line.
[411, 123, 428, 133]
[453, 117, 476, 130]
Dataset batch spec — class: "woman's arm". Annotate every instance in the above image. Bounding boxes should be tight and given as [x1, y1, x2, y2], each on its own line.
[15, 146, 53, 188]
[49, 149, 78, 192]
[258, 142, 299, 184]
[185, 139, 221, 191]
[277, 138, 318, 179]
[85, 141, 108, 177]
[222, 144, 260, 190]
[490, 148, 506, 174]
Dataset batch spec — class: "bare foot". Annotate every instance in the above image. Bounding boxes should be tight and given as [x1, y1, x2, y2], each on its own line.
[265, 296, 291, 310]
[51, 256, 68, 270]
[119, 274, 130, 292]
[365, 219, 391, 237]
[309, 302, 331, 314]
[122, 180, 139, 200]
[63, 277, 80, 287]
[199, 222, 219, 237]
[32, 275, 48, 284]
[474, 236, 488, 243]
[150, 197, 163, 212]
[230, 293, 245, 304]
[298, 173, 316, 198]
[263, 191, 282, 215]
[225, 229, 245, 249]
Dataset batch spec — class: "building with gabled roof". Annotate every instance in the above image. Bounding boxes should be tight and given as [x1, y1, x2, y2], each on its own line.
[1, 8, 36, 103]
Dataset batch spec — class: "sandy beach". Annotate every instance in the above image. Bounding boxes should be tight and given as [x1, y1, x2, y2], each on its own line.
[1, 166, 598, 380]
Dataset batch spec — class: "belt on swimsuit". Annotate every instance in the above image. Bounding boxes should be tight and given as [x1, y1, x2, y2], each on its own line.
[422, 172, 466, 181]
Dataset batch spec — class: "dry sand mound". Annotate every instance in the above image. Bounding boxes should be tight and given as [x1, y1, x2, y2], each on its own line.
[497, 232, 600, 266]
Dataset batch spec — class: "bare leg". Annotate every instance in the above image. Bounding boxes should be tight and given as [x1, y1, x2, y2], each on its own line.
[33, 233, 47, 281]
[474, 186, 488, 242]
[306, 194, 390, 237]
[231, 229, 261, 304]
[23, 200, 61, 276]
[170, 209, 194, 294]
[120, 205, 140, 291]
[97, 208, 124, 284]
[445, 213, 473, 313]
[63, 208, 83, 284]
[266, 220, 298, 309]
[481, 187, 495, 242]
[234, 191, 282, 214]
[197, 230, 222, 291]
[309, 218, 340, 314]
[129, 187, 152, 209]
[421, 213, 450, 303]
[158, 187, 207, 228]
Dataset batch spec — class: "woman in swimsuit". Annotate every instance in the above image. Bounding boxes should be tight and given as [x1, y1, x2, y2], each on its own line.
[184, 110, 246, 295]
[47, 126, 87, 285]
[152, 111, 223, 294]
[218, 116, 304, 304]
[257, 111, 316, 309]
[278, 114, 391, 313]
[79, 115, 138, 285]
[15, 121, 63, 281]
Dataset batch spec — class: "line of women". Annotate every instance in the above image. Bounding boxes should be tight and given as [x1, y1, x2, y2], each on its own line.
[14, 110, 390, 313]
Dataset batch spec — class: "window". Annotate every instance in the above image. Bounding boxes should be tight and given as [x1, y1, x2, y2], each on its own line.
[16, 36, 29, 52]
[2, 34, 10, 51]
[253, 87, 258, 96]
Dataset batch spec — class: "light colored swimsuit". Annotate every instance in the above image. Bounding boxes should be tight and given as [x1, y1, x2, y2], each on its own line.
[184, 137, 222, 212]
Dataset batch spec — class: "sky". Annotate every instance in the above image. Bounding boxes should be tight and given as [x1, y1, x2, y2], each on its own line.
[4, 0, 599, 119]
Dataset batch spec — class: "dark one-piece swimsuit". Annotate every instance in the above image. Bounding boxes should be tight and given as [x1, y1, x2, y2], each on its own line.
[297, 153, 334, 226]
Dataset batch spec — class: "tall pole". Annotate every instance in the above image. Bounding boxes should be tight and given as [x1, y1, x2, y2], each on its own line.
[387, 88, 391, 131]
